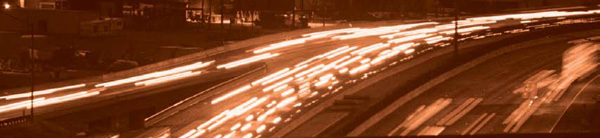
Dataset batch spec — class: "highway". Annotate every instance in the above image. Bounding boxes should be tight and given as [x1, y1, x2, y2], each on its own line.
[357, 31, 600, 136]
[128, 9, 600, 138]
[0, 6, 598, 138]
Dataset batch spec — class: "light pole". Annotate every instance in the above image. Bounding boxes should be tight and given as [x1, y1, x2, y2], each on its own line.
[208, 0, 212, 29]
[28, 9, 34, 122]
[453, 0, 459, 57]
[201, 0, 205, 26]
[220, 0, 224, 30]
[291, 0, 295, 29]
[220, 0, 224, 45]
[321, 1, 325, 27]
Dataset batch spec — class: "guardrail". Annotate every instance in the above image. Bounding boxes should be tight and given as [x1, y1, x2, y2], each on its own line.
[0, 115, 30, 128]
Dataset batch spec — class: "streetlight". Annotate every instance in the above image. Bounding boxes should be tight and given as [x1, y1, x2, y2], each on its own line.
[453, 0, 459, 57]
[3, 3, 9, 9]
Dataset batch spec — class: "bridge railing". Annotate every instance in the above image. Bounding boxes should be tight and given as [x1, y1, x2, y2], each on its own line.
[0, 115, 30, 128]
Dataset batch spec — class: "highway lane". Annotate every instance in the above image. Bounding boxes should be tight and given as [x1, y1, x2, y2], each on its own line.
[145, 31, 413, 136]
[133, 9, 600, 138]
[360, 32, 597, 136]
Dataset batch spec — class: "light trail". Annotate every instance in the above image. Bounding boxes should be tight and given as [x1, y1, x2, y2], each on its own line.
[440, 26, 490, 35]
[276, 96, 298, 108]
[371, 49, 402, 65]
[334, 56, 363, 69]
[0, 98, 45, 113]
[302, 28, 361, 37]
[332, 22, 438, 40]
[253, 39, 309, 54]
[351, 43, 391, 56]
[0, 84, 86, 100]
[424, 36, 452, 44]
[217, 53, 279, 69]
[349, 64, 371, 75]
[29, 91, 101, 108]
[134, 71, 202, 86]
[261, 65, 307, 85]
[388, 34, 432, 44]
[251, 68, 290, 86]
[211, 85, 252, 104]
[380, 28, 439, 39]
[96, 61, 214, 88]
[295, 64, 325, 78]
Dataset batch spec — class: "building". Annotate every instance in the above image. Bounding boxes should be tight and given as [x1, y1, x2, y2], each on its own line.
[0, 8, 97, 34]
[67, 0, 187, 30]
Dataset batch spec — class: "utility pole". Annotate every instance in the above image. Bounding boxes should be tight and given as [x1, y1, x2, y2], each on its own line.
[27, 9, 34, 122]
[220, 0, 224, 45]
[401, 0, 406, 21]
[322, 1, 325, 27]
[220, 0, 224, 30]
[201, 0, 205, 26]
[292, 4, 296, 29]
[208, 0, 212, 29]
[453, 0, 459, 57]
[291, 1, 296, 29]
[301, 0, 305, 28]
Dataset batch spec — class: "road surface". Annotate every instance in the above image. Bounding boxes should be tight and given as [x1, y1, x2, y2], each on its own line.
[359, 31, 600, 136]
[133, 9, 600, 138]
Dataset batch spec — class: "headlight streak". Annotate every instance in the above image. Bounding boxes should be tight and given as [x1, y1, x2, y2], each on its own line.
[217, 53, 279, 69]
[96, 61, 214, 88]
[0, 84, 86, 100]
[134, 71, 202, 86]
[211, 85, 252, 104]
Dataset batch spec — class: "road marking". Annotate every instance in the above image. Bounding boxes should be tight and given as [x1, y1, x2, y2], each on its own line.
[400, 98, 452, 136]
[388, 105, 426, 136]
[511, 100, 542, 133]
[417, 126, 432, 136]
[549, 74, 600, 132]
[417, 126, 445, 136]
[470, 113, 495, 135]
[461, 113, 488, 135]
[504, 100, 536, 133]
[389, 98, 451, 136]
[446, 98, 483, 125]
[436, 98, 475, 126]
[502, 101, 528, 124]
